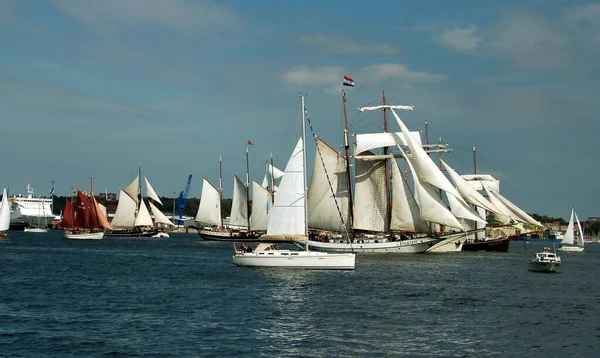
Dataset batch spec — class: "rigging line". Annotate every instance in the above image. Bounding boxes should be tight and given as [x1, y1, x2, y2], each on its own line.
[304, 106, 353, 244]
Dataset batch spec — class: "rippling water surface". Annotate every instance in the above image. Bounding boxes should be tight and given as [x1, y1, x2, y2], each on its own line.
[1, 231, 599, 357]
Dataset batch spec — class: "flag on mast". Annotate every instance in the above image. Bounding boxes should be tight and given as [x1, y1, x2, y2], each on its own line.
[247, 140, 254, 146]
[342, 76, 355, 87]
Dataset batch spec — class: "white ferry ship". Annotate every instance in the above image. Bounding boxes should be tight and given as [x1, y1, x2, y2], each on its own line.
[9, 184, 54, 226]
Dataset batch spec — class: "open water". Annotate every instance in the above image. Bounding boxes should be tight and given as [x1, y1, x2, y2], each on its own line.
[1, 231, 599, 357]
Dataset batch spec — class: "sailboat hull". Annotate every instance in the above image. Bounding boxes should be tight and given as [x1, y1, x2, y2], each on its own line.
[24, 227, 49, 233]
[105, 227, 159, 238]
[197, 228, 260, 242]
[308, 236, 438, 253]
[557, 245, 584, 252]
[233, 250, 355, 269]
[426, 233, 467, 253]
[64, 231, 104, 240]
[462, 237, 512, 252]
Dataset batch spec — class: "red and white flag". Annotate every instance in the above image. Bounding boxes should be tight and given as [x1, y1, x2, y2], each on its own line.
[342, 76, 355, 87]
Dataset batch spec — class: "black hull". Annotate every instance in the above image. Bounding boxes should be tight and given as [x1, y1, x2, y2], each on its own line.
[9, 222, 30, 231]
[462, 237, 511, 252]
[105, 228, 159, 238]
[198, 231, 261, 242]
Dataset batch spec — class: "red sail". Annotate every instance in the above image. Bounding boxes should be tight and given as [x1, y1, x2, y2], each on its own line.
[61, 200, 74, 228]
[89, 196, 100, 229]
[75, 190, 91, 228]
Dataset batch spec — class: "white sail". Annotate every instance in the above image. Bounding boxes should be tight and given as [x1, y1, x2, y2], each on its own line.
[352, 154, 388, 232]
[562, 209, 575, 245]
[441, 160, 511, 224]
[0, 187, 10, 231]
[110, 189, 137, 228]
[123, 175, 140, 203]
[144, 177, 163, 206]
[229, 175, 249, 229]
[447, 193, 486, 224]
[307, 138, 350, 232]
[195, 178, 222, 226]
[390, 109, 463, 201]
[134, 200, 154, 227]
[574, 211, 585, 247]
[268, 164, 284, 180]
[487, 189, 543, 227]
[484, 187, 520, 223]
[98, 203, 108, 220]
[405, 152, 464, 230]
[149, 201, 174, 226]
[355, 131, 422, 155]
[250, 180, 271, 231]
[389, 159, 430, 233]
[461, 174, 500, 192]
[265, 138, 306, 237]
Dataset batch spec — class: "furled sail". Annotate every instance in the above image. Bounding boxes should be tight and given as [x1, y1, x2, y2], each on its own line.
[195, 178, 222, 226]
[307, 138, 350, 232]
[144, 177, 163, 205]
[263, 138, 307, 241]
[110, 189, 137, 228]
[249, 180, 271, 231]
[355, 131, 422, 156]
[229, 175, 249, 229]
[389, 159, 430, 233]
[352, 153, 388, 232]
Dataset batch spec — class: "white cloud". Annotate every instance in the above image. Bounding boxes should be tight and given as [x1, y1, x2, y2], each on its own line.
[438, 26, 481, 51]
[0, 78, 157, 118]
[565, 2, 600, 26]
[486, 14, 567, 69]
[299, 34, 399, 55]
[282, 66, 344, 87]
[51, 0, 239, 35]
[360, 63, 448, 83]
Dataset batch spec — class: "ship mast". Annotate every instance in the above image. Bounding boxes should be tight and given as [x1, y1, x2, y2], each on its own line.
[218, 155, 223, 228]
[382, 90, 391, 233]
[342, 90, 354, 228]
[300, 95, 309, 250]
[245, 143, 251, 230]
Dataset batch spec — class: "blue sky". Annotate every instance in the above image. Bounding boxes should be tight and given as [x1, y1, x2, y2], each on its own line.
[1, 0, 598, 220]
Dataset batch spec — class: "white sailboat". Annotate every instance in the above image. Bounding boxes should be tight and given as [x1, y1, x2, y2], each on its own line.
[106, 169, 173, 237]
[307, 91, 440, 253]
[557, 207, 584, 252]
[233, 95, 355, 269]
[0, 187, 10, 238]
[196, 148, 259, 241]
[24, 188, 49, 233]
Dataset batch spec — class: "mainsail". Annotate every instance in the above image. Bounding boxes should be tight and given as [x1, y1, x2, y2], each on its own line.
[352, 153, 388, 232]
[307, 138, 350, 232]
[229, 175, 249, 229]
[389, 158, 430, 233]
[249, 180, 271, 231]
[0, 188, 10, 232]
[195, 178, 222, 226]
[262, 137, 307, 241]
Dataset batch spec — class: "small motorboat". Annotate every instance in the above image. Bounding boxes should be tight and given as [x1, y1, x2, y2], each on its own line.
[527, 247, 561, 273]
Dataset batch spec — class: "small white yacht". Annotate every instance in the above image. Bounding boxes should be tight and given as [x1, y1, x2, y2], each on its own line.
[527, 247, 561, 273]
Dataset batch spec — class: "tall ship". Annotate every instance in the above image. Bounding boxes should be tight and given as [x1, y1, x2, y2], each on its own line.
[9, 183, 54, 229]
